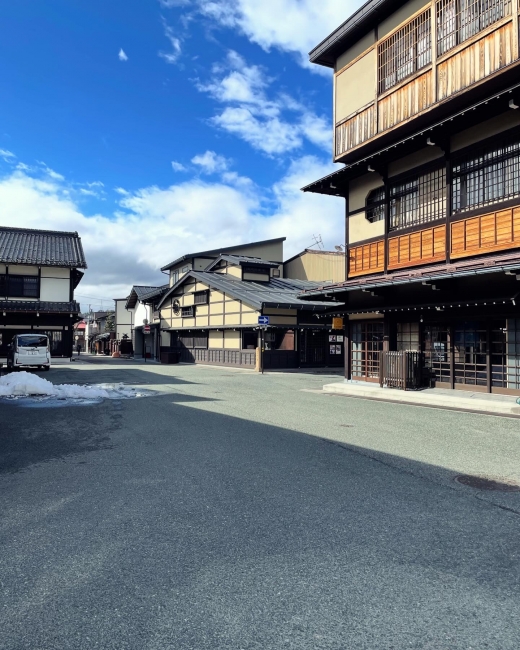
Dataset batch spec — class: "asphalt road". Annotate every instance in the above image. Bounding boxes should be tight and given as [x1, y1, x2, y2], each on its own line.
[1, 358, 520, 649]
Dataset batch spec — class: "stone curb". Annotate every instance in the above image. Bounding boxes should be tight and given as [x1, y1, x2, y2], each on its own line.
[323, 382, 520, 417]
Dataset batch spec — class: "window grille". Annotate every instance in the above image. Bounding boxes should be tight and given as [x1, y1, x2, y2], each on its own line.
[452, 136, 520, 213]
[194, 290, 208, 305]
[397, 322, 420, 351]
[389, 166, 446, 230]
[366, 187, 386, 223]
[378, 9, 431, 94]
[436, 0, 511, 56]
[180, 335, 193, 348]
[193, 334, 208, 349]
[0, 275, 39, 298]
[242, 265, 270, 275]
[181, 306, 194, 318]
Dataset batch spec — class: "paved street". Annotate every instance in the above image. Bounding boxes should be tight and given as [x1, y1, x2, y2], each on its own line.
[1, 358, 520, 649]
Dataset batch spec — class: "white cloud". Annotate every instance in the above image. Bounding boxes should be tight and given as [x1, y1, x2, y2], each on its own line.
[171, 161, 187, 172]
[159, 0, 190, 6]
[36, 162, 65, 181]
[0, 149, 15, 162]
[198, 0, 355, 71]
[0, 158, 342, 303]
[191, 150, 229, 174]
[159, 22, 182, 64]
[196, 51, 330, 156]
[118, 48, 128, 62]
[114, 187, 129, 195]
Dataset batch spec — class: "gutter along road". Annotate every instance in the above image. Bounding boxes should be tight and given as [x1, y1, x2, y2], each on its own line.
[1, 358, 519, 649]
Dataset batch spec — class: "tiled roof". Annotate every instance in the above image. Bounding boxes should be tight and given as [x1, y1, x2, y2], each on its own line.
[159, 271, 340, 311]
[133, 285, 160, 299]
[0, 300, 81, 313]
[0, 227, 87, 268]
[139, 285, 169, 301]
[125, 284, 165, 309]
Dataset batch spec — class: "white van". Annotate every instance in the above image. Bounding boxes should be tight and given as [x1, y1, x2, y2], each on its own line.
[7, 334, 51, 372]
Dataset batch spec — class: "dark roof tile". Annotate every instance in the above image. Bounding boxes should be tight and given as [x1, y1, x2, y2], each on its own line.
[0, 227, 87, 268]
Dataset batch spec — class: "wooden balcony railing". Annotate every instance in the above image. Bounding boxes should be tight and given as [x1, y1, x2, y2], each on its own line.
[335, 1, 519, 159]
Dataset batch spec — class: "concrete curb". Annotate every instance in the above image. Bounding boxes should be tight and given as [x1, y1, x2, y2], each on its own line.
[323, 382, 520, 417]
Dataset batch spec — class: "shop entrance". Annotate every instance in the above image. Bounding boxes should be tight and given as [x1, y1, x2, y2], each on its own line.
[423, 320, 520, 394]
[299, 329, 344, 367]
[351, 321, 384, 381]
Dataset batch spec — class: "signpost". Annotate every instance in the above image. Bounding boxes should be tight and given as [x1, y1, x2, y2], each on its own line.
[258, 316, 270, 325]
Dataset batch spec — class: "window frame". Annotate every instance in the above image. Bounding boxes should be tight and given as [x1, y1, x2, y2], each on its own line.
[0, 274, 39, 298]
[181, 305, 194, 318]
[366, 187, 386, 223]
[452, 131, 520, 214]
[436, 0, 512, 57]
[378, 8, 432, 95]
[389, 164, 447, 231]
[194, 290, 209, 305]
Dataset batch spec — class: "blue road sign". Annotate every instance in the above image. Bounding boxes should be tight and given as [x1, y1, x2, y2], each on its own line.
[258, 316, 270, 325]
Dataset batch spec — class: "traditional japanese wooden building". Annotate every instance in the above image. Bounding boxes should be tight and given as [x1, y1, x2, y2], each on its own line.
[301, 0, 520, 394]
[157, 254, 344, 369]
[0, 227, 86, 357]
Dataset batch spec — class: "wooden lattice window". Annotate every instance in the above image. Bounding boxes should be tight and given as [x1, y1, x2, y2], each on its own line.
[389, 166, 446, 230]
[452, 134, 520, 213]
[194, 290, 209, 305]
[366, 187, 386, 223]
[378, 9, 431, 94]
[181, 306, 194, 318]
[436, 0, 511, 56]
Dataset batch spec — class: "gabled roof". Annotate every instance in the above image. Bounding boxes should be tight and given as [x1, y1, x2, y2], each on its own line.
[139, 284, 169, 302]
[126, 285, 162, 309]
[0, 227, 87, 268]
[204, 254, 280, 272]
[160, 237, 286, 271]
[158, 270, 340, 312]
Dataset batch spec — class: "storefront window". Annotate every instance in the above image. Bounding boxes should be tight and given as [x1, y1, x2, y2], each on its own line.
[242, 330, 257, 350]
[397, 323, 420, 351]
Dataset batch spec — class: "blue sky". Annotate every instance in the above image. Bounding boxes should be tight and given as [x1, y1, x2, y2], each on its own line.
[0, 0, 356, 309]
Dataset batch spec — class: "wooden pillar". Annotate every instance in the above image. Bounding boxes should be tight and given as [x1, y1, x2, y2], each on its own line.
[448, 322, 455, 389]
[383, 172, 390, 274]
[344, 319, 351, 380]
[512, 0, 519, 62]
[486, 321, 492, 393]
[445, 144, 452, 264]
[430, 1, 438, 102]
[344, 193, 349, 280]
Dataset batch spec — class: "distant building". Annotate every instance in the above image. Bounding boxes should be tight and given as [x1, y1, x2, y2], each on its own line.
[158, 253, 343, 369]
[284, 249, 346, 283]
[0, 227, 86, 357]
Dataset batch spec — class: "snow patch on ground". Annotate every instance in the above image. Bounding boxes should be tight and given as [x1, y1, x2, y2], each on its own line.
[0, 371, 144, 400]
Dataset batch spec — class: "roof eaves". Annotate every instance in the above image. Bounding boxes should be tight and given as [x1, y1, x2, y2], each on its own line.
[160, 237, 287, 271]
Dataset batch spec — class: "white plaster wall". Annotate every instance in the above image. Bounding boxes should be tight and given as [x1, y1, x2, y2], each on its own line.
[40, 277, 70, 302]
[41, 267, 70, 279]
[7, 265, 38, 276]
